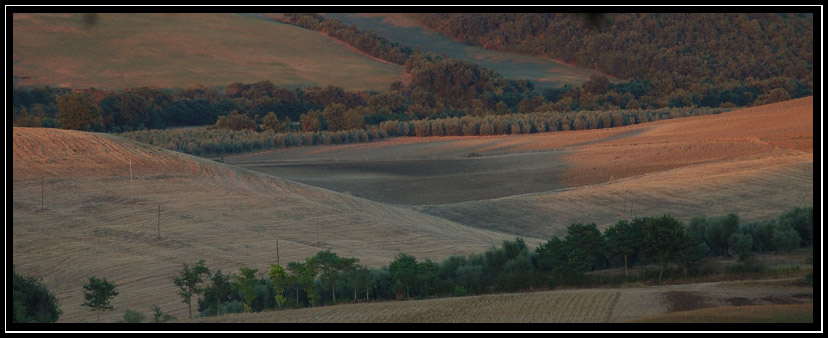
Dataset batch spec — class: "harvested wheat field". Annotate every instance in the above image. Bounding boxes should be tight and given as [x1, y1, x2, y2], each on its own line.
[191, 278, 812, 323]
[230, 97, 814, 237]
[11, 128, 529, 323]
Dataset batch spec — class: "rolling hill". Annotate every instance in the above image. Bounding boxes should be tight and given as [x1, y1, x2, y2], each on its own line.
[229, 97, 814, 238]
[11, 13, 405, 91]
[11, 127, 529, 323]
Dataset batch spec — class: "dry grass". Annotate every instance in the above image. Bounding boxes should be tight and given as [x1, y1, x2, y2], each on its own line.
[11, 97, 814, 324]
[12, 128, 528, 323]
[12, 13, 404, 91]
[231, 97, 814, 238]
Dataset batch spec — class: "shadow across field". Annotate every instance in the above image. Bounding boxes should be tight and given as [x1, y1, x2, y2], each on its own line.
[234, 150, 568, 205]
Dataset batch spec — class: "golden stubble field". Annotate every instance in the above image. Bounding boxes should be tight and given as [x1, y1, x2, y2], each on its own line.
[231, 97, 814, 239]
[11, 128, 528, 323]
[11, 97, 815, 324]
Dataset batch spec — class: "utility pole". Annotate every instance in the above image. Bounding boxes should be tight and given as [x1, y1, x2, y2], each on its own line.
[130, 158, 135, 203]
[157, 204, 161, 239]
[41, 176, 44, 211]
[276, 238, 280, 266]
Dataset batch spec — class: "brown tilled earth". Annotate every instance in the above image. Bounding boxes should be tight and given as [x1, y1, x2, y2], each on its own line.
[190, 276, 812, 323]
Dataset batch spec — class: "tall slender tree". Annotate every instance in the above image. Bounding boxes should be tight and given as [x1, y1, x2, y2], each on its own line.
[173, 260, 211, 319]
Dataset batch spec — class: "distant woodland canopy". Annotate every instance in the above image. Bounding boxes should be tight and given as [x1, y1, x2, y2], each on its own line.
[12, 12, 813, 135]
[411, 13, 813, 106]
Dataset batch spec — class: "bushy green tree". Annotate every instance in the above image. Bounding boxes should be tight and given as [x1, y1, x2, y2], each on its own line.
[12, 267, 62, 323]
[268, 264, 289, 309]
[772, 224, 801, 253]
[604, 220, 642, 276]
[535, 236, 573, 283]
[311, 250, 357, 304]
[82, 276, 119, 323]
[564, 223, 604, 272]
[778, 206, 813, 247]
[728, 232, 754, 262]
[232, 266, 259, 313]
[706, 213, 741, 258]
[287, 260, 319, 307]
[640, 215, 686, 283]
[389, 253, 419, 300]
[208, 270, 232, 316]
[345, 265, 374, 302]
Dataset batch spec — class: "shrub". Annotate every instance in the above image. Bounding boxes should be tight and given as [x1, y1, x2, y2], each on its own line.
[118, 309, 145, 323]
[772, 225, 801, 253]
[453, 285, 467, 297]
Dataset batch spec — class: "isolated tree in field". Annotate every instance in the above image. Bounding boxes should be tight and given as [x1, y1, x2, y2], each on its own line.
[57, 91, 101, 131]
[12, 267, 62, 323]
[208, 270, 232, 316]
[389, 253, 419, 299]
[173, 259, 211, 319]
[267, 264, 288, 309]
[82, 276, 118, 323]
[604, 219, 641, 276]
[232, 266, 259, 313]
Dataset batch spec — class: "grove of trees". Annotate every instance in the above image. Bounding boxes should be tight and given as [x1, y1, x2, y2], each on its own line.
[174, 206, 812, 319]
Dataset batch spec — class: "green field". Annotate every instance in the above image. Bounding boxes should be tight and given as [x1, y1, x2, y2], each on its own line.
[323, 13, 609, 89]
[12, 13, 405, 91]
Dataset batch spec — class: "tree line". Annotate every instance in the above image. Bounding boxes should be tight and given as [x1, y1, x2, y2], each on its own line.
[121, 106, 728, 157]
[15, 14, 811, 136]
[11, 206, 812, 322]
[184, 206, 812, 318]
